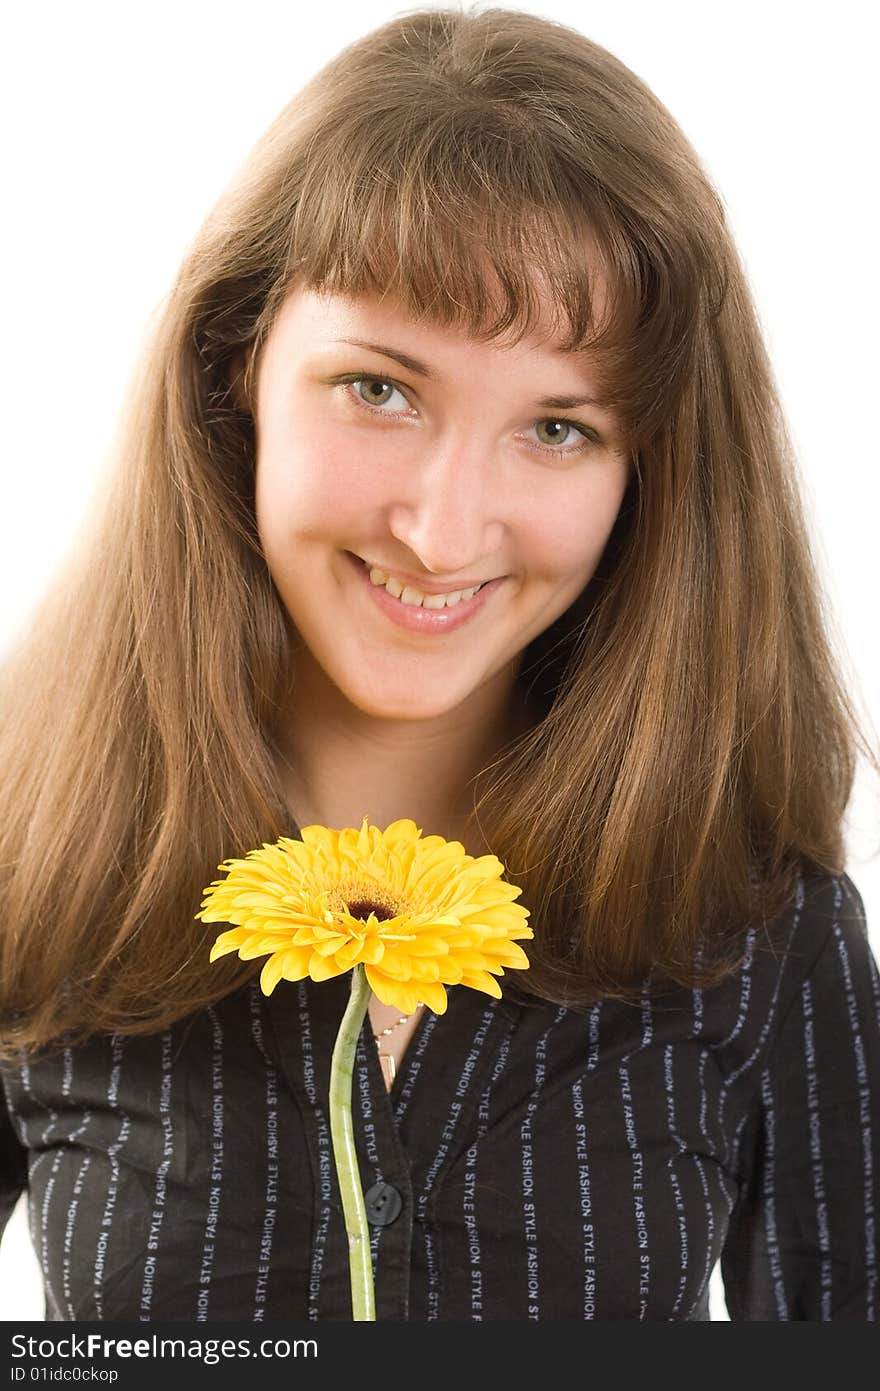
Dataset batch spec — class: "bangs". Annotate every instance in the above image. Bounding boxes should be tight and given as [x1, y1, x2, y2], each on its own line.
[258, 95, 717, 446]
[292, 162, 629, 354]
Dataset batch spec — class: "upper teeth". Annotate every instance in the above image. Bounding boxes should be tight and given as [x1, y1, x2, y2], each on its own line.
[366, 562, 486, 608]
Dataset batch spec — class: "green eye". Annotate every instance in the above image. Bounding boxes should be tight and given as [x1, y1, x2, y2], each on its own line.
[353, 378, 399, 408]
[340, 375, 408, 412]
[534, 419, 590, 450]
[336, 372, 600, 458]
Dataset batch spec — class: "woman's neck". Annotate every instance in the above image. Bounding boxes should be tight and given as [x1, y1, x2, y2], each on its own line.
[276, 656, 533, 847]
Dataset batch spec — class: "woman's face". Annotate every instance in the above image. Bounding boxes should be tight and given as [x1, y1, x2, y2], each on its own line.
[250, 284, 632, 722]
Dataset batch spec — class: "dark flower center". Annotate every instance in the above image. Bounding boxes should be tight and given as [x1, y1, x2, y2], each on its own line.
[346, 898, 396, 922]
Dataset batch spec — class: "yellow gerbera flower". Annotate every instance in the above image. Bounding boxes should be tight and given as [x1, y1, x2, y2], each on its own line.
[195, 815, 533, 1015]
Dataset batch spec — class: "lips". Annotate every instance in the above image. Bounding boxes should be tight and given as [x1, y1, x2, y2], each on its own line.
[346, 550, 505, 636]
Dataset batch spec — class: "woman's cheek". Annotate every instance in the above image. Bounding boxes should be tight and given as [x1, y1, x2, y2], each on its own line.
[292, 436, 385, 516]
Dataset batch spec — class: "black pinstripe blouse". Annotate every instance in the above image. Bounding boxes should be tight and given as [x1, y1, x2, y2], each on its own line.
[1, 864, 878, 1321]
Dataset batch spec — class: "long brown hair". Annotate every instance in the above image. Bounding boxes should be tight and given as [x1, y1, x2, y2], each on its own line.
[2, 4, 876, 1060]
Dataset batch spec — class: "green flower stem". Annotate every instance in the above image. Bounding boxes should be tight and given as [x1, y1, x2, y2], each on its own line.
[328, 961, 375, 1321]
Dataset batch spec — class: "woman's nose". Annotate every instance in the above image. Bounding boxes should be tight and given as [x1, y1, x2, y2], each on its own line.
[385, 436, 506, 577]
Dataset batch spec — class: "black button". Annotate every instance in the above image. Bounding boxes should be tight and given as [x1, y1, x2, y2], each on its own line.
[364, 1181, 403, 1226]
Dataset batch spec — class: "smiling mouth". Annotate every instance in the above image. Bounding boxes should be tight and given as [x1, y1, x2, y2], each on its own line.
[346, 550, 505, 633]
[356, 555, 492, 609]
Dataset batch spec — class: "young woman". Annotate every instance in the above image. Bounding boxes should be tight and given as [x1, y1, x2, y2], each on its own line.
[1, 6, 878, 1322]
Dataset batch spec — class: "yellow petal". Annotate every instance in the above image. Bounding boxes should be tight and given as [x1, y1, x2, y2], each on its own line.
[484, 942, 532, 968]
[356, 935, 386, 965]
[436, 958, 464, 985]
[458, 969, 503, 998]
[292, 925, 322, 945]
[228, 892, 283, 909]
[308, 953, 345, 983]
[236, 938, 280, 961]
[299, 825, 341, 855]
[381, 818, 422, 843]
[334, 938, 368, 970]
[414, 979, 448, 1014]
[208, 929, 247, 961]
[462, 853, 506, 877]
[455, 904, 528, 927]
[280, 947, 312, 980]
[356, 816, 374, 860]
[443, 949, 495, 971]
[371, 951, 413, 981]
[198, 902, 242, 924]
[260, 954, 285, 995]
[312, 934, 349, 957]
[365, 968, 424, 1015]
[398, 933, 451, 957]
[405, 957, 441, 983]
[275, 838, 316, 872]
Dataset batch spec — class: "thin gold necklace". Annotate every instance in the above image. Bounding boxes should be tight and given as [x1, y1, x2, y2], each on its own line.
[371, 1007, 423, 1088]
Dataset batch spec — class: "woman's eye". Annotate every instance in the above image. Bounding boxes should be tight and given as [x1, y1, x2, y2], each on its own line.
[339, 374, 597, 456]
[530, 419, 592, 453]
[347, 376, 409, 412]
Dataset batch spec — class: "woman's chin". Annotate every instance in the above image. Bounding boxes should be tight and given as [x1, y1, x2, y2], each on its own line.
[340, 683, 465, 723]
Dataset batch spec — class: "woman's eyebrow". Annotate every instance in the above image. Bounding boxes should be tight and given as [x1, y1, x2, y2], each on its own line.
[331, 336, 602, 410]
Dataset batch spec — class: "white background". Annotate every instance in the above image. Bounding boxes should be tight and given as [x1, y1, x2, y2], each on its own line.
[1, 0, 877, 1322]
